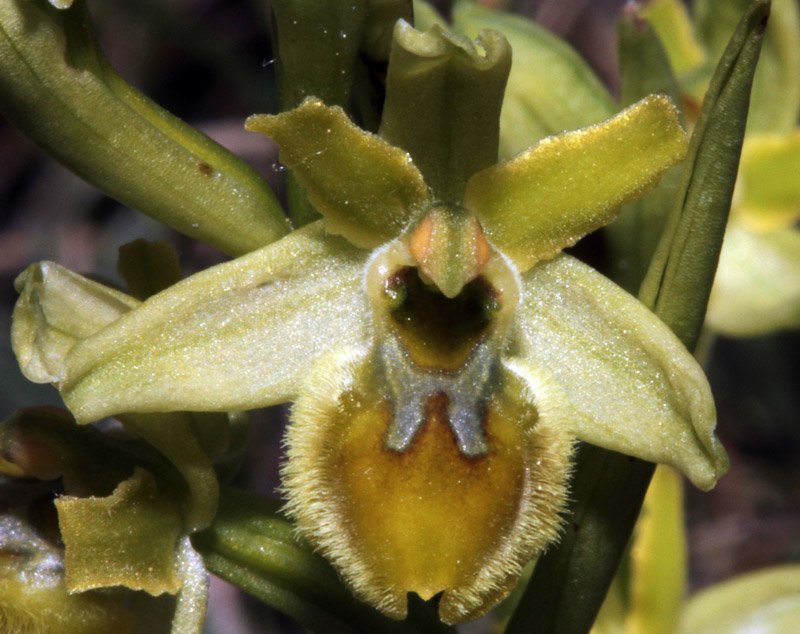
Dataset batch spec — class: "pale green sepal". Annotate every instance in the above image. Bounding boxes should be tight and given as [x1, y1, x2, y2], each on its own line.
[642, 0, 707, 79]
[11, 261, 225, 533]
[738, 132, 800, 227]
[695, 0, 800, 134]
[61, 223, 370, 423]
[452, 1, 616, 158]
[380, 20, 511, 202]
[56, 467, 184, 595]
[512, 254, 727, 490]
[0, 0, 288, 256]
[464, 95, 688, 274]
[681, 565, 800, 634]
[706, 224, 800, 336]
[12, 262, 139, 385]
[247, 102, 428, 248]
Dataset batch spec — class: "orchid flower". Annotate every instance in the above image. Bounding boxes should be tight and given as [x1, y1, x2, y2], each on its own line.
[11, 21, 727, 624]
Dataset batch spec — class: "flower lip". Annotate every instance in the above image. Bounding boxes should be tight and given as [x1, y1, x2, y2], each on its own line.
[365, 238, 522, 458]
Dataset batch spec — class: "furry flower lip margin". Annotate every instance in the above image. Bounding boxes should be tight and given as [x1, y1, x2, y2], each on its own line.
[12, 23, 727, 626]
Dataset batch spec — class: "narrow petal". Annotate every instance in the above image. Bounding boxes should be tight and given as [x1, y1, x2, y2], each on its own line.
[246, 100, 429, 248]
[706, 224, 800, 336]
[464, 95, 687, 272]
[61, 223, 370, 422]
[511, 254, 726, 490]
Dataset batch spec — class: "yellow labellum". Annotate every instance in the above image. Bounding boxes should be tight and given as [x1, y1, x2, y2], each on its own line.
[283, 350, 572, 624]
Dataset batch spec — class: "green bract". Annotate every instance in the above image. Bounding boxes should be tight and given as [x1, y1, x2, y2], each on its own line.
[11, 21, 728, 624]
[646, 0, 800, 336]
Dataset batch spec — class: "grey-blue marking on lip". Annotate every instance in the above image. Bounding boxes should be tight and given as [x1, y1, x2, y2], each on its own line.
[379, 335, 495, 457]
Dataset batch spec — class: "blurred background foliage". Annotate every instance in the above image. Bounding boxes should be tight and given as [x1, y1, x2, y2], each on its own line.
[0, 1, 798, 632]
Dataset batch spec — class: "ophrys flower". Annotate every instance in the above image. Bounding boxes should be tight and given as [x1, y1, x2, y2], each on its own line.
[13, 22, 727, 625]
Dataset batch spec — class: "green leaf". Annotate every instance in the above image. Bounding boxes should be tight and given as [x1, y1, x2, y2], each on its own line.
[452, 1, 616, 158]
[464, 95, 687, 273]
[695, 0, 800, 133]
[511, 254, 726, 490]
[682, 565, 800, 634]
[706, 223, 800, 335]
[61, 223, 370, 422]
[193, 488, 449, 634]
[0, 0, 289, 256]
[248, 101, 428, 248]
[380, 20, 511, 202]
[640, 0, 770, 349]
[56, 467, 184, 594]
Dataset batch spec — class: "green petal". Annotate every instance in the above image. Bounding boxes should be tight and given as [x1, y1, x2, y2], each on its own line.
[464, 95, 687, 273]
[738, 132, 800, 228]
[452, 1, 616, 158]
[56, 467, 183, 595]
[511, 254, 726, 489]
[61, 223, 369, 422]
[0, 0, 288, 256]
[247, 101, 428, 248]
[12, 262, 138, 385]
[681, 565, 800, 634]
[706, 224, 800, 336]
